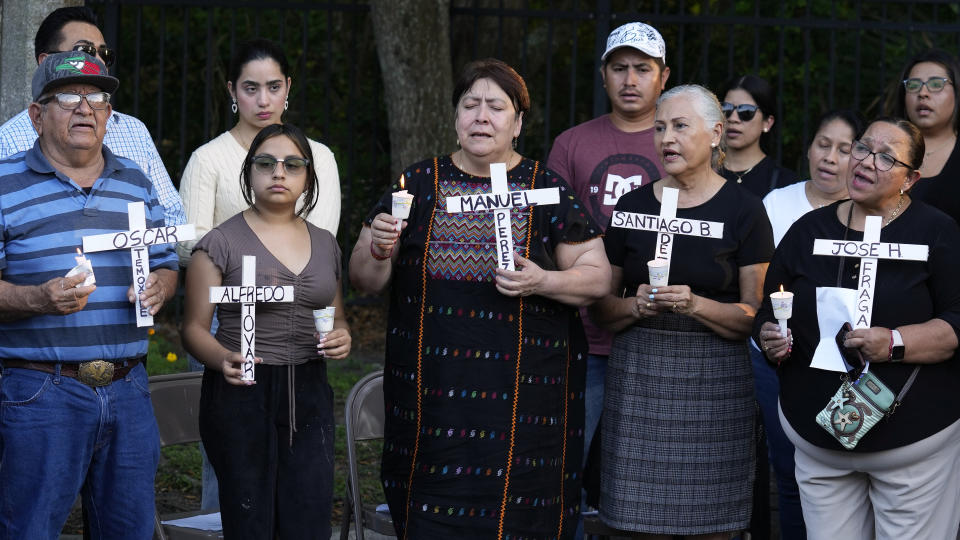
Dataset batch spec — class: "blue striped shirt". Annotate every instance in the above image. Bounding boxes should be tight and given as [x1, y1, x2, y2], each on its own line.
[0, 143, 178, 361]
[0, 108, 186, 226]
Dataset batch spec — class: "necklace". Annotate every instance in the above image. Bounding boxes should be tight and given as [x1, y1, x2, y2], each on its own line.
[882, 194, 905, 226]
[728, 163, 757, 184]
[925, 134, 956, 156]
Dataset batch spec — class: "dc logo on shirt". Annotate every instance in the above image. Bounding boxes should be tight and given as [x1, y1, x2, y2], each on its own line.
[602, 173, 644, 206]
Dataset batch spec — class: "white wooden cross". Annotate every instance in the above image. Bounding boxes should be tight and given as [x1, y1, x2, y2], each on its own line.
[608, 187, 724, 283]
[444, 162, 560, 271]
[813, 215, 928, 329]
[82, 201, 196, 327]
[208, 256, 294, 381]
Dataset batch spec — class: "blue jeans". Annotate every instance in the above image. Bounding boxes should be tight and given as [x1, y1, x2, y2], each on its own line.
[188, 313, 220, 511]
[750, 341, 807, 540]
[0, 363, 159, 539]
[575, 353, 606, 539]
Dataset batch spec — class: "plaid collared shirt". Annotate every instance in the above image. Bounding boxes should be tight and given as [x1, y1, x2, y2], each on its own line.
[0, 108, 185, 226]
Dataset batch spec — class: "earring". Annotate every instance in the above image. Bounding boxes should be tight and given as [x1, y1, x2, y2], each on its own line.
[711, 142, 717, 148]
[512, 137, 518, 149]
[231, 99, 238, 114]
[284, 99, 289, 111]
[900, 186, 905, 195]
[456, 139, 461, 148]
[763, 128, 768, 133]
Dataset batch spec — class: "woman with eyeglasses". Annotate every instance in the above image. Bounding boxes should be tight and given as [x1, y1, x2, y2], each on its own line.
[182, 123, 350, 539]
[889, 49, 960, 224]
[718, 74, 800, 198]
[176, 38, 341, 512]
[755, 118, 960, 539]
[752, 109, 863, 540]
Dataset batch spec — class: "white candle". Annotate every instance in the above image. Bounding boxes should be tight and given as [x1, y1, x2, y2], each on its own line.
[391, 175, 414, 231]
[66, 248, 96, 286]
[771, 285, 794, 338]
[313, 306, 336, 335]
[647, 258, 669, 286]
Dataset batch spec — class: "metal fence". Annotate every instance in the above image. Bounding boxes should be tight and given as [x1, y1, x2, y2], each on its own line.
[87, 0, 960, 253]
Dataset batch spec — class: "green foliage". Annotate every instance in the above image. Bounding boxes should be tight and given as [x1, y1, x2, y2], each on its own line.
[90, 0, 960, 223]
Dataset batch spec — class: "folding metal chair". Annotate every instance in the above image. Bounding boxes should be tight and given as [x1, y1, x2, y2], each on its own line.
[149, 372, 222, 540]
[340, 371, 396, 540]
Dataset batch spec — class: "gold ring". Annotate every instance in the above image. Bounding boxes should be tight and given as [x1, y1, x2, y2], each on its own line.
[672, 302, 678, 311]
[645, 302, 652, 309]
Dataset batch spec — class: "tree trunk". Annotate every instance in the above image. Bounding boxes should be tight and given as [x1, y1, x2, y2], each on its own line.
[370, 0, 454, 177]
[0, 0, 81, 123]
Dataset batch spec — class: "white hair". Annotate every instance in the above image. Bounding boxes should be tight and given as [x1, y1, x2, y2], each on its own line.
[657, 84, 726, 168]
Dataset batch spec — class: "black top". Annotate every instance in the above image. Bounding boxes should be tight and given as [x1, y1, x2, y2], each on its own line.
[605, 181, 774, 304]
[910, 139, 960, 225]
[754, 200, 960, 452]
[720, 155, 800, 199]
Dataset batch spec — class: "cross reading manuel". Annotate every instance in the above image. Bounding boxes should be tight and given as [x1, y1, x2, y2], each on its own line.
[208, 256, 294, 382]
[608, 186, 724, 283]
[82, 201, 196, 327]
[444, 162, 560, 271]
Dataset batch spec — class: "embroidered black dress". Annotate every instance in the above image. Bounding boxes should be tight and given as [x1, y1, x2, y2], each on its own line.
[364, 156, 601, 540]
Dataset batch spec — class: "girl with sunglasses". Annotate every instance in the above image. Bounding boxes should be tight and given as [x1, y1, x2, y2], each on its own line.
[176, 38, 341, 513]
[183, 123, 350, 539]
[889, 49, 960, 224]
[718, 74, 800, 198]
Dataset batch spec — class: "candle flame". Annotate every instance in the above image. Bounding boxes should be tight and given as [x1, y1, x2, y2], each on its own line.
[399, 175, 405, 190]
[779, 284, 785, 293]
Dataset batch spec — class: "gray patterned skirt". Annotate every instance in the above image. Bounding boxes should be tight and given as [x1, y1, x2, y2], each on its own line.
[599, 313, 755, 535]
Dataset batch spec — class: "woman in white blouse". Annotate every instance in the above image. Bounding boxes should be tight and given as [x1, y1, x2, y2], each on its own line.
[177, 38, 340, 264]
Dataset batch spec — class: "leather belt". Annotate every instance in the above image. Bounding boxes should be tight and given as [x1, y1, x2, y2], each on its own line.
[2, 357, 145, 387]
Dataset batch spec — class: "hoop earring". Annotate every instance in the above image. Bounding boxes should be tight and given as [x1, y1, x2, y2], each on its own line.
[284, 100, 289, 111]
[231, 99, 238, 114]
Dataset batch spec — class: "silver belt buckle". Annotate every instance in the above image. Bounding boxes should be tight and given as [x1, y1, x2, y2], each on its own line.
[78, 360, 114, 387]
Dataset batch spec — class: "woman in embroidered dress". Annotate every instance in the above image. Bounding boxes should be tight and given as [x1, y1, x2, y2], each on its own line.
[590, 84, 773, 538]
[350, 58, 610, 539]
[756, 118, 960, 539]
[183, 123, 350, 539]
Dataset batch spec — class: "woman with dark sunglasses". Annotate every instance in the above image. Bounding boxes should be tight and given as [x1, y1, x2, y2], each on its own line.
[888, 49, 960, 225]
[718, 74, 800, 198]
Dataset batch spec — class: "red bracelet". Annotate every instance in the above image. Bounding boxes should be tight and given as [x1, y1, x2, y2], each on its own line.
[370, 241, 392, 261]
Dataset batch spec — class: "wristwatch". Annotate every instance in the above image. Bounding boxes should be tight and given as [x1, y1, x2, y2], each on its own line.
[890, 329, 905, 362]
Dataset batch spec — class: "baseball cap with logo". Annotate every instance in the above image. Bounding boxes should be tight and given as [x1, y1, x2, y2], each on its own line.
[601, 22, 667, 63]
[32, 51, 119, 101]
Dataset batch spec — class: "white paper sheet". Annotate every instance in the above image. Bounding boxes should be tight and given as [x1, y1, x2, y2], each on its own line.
[161, 511, 222, 531]
[810, 287, 857, 372]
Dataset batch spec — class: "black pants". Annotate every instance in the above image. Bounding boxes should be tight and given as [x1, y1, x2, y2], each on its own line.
[200, 361, 334, 540]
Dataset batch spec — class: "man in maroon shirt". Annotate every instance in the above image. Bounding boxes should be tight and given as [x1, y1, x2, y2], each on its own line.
[546, 20, 670, 532]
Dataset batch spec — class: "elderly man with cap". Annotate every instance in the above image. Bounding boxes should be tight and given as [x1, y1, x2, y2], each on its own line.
[0, 52, 177, 539]
[546, 20, 670, 535]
